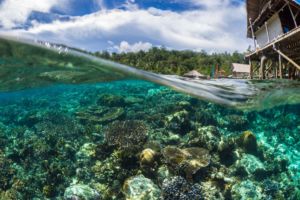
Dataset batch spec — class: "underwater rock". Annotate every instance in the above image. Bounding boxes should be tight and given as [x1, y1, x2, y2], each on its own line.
[157, 165, 171, 185]
[201, 181, 225, 200]
[76, 106, 124, 124]
[237, 131, 257, 154]
[64, 184, 101, 200]
[105, 120, 148, 153]
[234, 154, 266, 179]
[162, 146, 211, 179]
[161, 176, 203, 200]
[92, 150, 131, 191]
[76, 143, 97, 163]
[165, 110, 191, 134]
[187, 125, 221, 151]
[262, 179, 281, 199]
[231, 180, 262, 200]
[123, 175, 161, 200]
[97, 94, 125, 107]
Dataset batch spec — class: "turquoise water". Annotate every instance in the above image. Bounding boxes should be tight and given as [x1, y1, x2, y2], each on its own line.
[0, 36, 299, 199]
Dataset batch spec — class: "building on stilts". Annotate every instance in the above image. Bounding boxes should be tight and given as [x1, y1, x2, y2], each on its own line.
[246, 0, 300, 79]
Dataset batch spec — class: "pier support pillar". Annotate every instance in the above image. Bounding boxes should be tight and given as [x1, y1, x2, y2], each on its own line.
[259, 56, 267, 79]
[249, 58, 253, 79]
[279, 54, 283, 79]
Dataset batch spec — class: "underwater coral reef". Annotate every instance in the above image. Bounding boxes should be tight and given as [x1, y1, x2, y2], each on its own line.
[0, 80, 299, 200]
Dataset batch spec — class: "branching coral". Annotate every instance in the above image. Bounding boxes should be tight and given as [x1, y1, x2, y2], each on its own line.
[105, 120, 148, 153]
[0, 150, 15, 191]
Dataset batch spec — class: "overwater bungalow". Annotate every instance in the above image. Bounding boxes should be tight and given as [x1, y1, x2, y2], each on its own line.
[246, 0, 300, 79]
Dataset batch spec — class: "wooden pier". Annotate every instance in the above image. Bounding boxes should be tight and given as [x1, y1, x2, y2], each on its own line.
[246, 0, 300, 79]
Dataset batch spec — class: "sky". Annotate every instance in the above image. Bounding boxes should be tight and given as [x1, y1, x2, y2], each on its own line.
[0, 0, 260, 53]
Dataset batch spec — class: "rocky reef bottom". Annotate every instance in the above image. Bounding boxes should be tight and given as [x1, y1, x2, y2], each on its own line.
[0, 80, 299, 200]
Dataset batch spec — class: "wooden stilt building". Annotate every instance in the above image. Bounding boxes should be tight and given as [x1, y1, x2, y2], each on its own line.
[246, 0, 300, 79]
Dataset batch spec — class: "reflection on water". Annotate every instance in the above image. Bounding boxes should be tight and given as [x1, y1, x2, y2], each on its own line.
[0, 36, 299, 199]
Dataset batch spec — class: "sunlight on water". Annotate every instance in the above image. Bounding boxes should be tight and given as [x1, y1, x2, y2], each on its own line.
[0, 35, 299, 199]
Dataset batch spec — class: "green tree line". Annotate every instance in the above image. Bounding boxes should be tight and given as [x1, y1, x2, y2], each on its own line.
[94, 47, 246, 76]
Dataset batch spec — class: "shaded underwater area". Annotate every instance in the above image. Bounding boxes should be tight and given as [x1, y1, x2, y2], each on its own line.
[0, 80, 299, 200]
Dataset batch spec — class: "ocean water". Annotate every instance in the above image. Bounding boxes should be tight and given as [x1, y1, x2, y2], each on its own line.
[0, 36, 299, 200]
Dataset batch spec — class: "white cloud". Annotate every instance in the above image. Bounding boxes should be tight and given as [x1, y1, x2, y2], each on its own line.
[174, 0, 231, 8]
[114, 41, 153, 53]
[0, 0, 63, 28]
[1, 0, 251, 53]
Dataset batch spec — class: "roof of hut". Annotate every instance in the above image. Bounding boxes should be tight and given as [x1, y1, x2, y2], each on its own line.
[232, 63, 250, 73]
[246, 0, 300, 37]
[183, 70, 206, 78]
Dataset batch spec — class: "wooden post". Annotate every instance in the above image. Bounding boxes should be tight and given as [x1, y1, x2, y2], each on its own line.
[249, 18, 257, 49]
[260, 56, 267, 80]
[249, 58, 253, 79]
[265, 22, 270, 43]
[279, 54, 283, 79]
[215, 64, 219, 79]
[275, 49, 300, 71]
[273, 63, 277, 79]
[288, 64, 292, 79]
[288, 3, 298, 28]
[265, 60, 273, 79]
[295, 10, 300, 19]
[275, 63, 278, 79]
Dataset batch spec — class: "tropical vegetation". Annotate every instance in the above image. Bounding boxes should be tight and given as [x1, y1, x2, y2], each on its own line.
[94, 47, 246, 76]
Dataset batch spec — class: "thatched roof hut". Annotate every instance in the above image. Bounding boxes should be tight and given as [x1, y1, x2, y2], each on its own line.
[183, 70, 207, 79]
[231, 63, 251, 78]
[232, 63, 250, 73]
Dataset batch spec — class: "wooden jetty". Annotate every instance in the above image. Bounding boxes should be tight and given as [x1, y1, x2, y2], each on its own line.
[246, 0, 300, 79]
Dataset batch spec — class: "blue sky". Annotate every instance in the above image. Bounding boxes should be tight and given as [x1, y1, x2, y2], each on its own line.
[0, 0, 257, 52]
